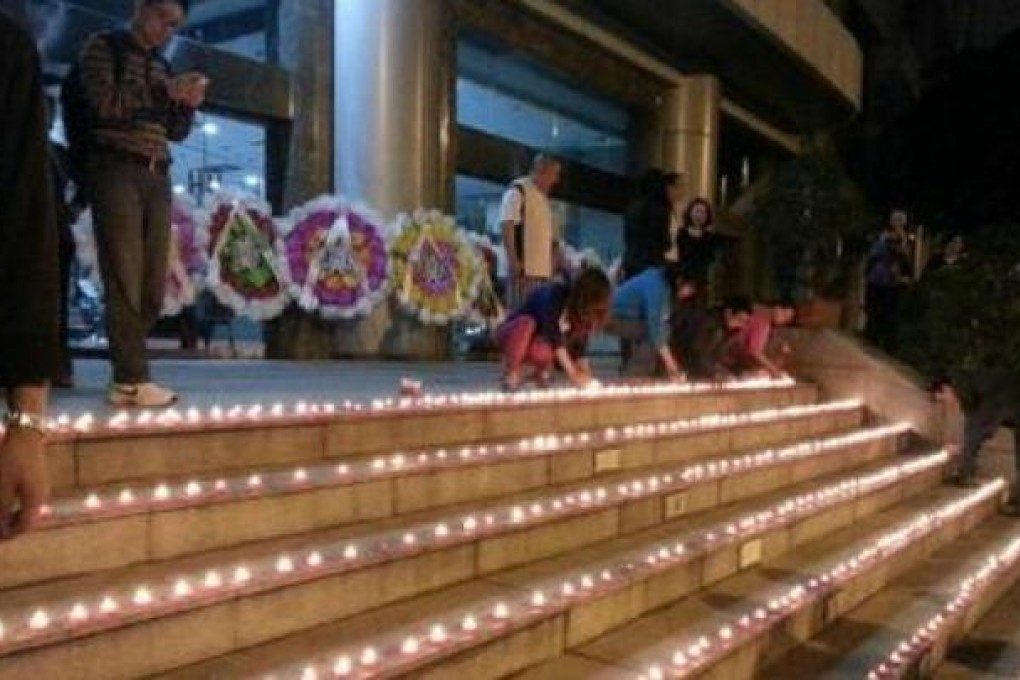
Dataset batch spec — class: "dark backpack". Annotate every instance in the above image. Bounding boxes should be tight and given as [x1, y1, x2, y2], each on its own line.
[60, 30, 133, 198]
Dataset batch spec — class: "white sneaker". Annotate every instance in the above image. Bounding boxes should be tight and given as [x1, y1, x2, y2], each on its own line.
[107, 382, 178, 408]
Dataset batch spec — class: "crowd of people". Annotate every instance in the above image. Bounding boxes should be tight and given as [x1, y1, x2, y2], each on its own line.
[493, 165, 797, 390]
[0, 0, 1014, 539]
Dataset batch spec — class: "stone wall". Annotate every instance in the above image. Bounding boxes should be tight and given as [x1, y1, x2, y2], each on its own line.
[788, 328, 1015, 486]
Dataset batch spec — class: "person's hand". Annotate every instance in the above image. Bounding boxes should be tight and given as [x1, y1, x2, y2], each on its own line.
[667, 369, 687, 383]
[168, 73, 209, 108]
[569, 370, 593, 389]
[0, 428, 50, 539]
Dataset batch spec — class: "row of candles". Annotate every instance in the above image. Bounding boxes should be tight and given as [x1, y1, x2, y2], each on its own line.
[866, 531, 1020, 678]
[41, 399, 864, 528]
[261, 451, 953, 679]
[0, 419, 904, 655]
[630, 479, 1005, 679]
[28, 378, 796, 442]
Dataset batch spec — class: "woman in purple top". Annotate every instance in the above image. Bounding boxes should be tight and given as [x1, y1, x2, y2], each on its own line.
[495, 267, 612, 391]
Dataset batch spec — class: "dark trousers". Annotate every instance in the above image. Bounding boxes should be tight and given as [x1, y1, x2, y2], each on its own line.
[55, 222, 75, 381]
[864, 283, 902, 353]
[605, 316, 660, 377]
[88, 155, 170, 384]
[960, 408, 1020, 489]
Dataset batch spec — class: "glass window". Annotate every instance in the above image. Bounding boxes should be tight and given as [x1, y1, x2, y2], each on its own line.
[457, 39, 630, 175]
[171, 113, 267, 204]
[30, 0, 270, 62]
[183, 0, 270, 62]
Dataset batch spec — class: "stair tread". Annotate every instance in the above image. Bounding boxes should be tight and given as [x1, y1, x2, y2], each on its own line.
[487, 450, 927, 588]
[936, 534, 1020, 679]
[570, 484, 983, 673]
[154, 450, 943, 679]
[766, 512, 1020, 679]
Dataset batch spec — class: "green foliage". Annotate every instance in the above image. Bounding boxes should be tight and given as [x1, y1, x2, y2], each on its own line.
[750, 147, 873, 299]
[897, 225, 1020, 377]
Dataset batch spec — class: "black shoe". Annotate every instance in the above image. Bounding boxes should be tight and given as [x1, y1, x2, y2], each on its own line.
[949, 471, 979, 488]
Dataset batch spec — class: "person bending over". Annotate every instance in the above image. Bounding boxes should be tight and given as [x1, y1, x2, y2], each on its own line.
[736, 299, 797, 378]
[675, 296, 754, 381]
[933, 371, 1020, 514]
[606, 263, 698, 380]
[495, 267, 612, 391]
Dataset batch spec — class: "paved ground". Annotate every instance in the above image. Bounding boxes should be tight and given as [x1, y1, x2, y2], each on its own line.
[50, 359, 507, 417]
[50, 357, 621, 418]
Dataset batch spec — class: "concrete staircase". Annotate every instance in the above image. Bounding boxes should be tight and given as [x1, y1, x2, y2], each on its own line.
[0, 379, 1014, 679]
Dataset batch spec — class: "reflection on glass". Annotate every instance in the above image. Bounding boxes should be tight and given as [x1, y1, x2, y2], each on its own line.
[172, 113, 266, 204]
[457, 38, 630, 175]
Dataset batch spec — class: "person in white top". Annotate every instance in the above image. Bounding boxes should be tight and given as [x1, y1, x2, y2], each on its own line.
[500, 153, 562, 305]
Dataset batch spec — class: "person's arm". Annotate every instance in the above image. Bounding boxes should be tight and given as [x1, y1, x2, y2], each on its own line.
[164, 98, 197, 142]
[1, 386, 51, 538]
[743, 319, 786, 378]
[554, 347, 590, 387]
[162, 67, 202, 142]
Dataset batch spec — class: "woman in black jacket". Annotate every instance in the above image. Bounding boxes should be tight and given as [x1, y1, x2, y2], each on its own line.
[622, 170, 683, 280]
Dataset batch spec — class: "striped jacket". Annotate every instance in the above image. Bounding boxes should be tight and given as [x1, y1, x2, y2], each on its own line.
[79, 31, 194, 161]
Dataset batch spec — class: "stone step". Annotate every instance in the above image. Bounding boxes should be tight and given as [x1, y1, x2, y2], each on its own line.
[44, 382, 813, 492]
[937, 572, 1020, 679]
[562, 481, 1004, 680]
[149, 451, 949, 680]
[0, 425, 915, 678]
[3, 402, 870, 591]
[766, 512, 1020, 679]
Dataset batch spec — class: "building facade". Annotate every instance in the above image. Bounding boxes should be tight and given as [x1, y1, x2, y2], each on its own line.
[15, 0, 862, 358]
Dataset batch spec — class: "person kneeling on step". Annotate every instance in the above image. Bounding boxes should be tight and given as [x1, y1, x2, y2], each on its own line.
[933, 371, 1020, 514]
[495, 267, 612, 391]
[605, 263, 698, 380]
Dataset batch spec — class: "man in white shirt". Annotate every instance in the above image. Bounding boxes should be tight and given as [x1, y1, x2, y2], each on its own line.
[500, 153, 562, 305]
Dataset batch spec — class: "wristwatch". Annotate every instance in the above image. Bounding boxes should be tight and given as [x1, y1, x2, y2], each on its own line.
[3, 410, 49, 437]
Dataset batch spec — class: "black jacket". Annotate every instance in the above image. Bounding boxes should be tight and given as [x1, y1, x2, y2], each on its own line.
[0, 11, 60, 386]
[623, 198, 672, 277]
[952, 371, 1020, 422]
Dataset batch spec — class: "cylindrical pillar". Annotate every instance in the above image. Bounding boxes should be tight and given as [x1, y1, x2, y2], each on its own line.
[330, 0, 456, 359]
[660, 75, 721, 204]
[272, 0, 334, 210]
[334, 0, 455, 217]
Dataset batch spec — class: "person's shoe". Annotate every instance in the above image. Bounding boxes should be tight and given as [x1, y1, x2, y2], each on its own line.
[526, 370, 552, 389]
[949, 470, 979, 488]
[499, 373, 521, 394]
[107, 382, 178, 408]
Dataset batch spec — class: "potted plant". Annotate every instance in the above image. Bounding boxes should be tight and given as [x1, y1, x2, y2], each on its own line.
[749, 144, 872, 329]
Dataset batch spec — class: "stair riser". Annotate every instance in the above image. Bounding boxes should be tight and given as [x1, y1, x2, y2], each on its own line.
[0, 454, 933, 680]
[692, 496, 996, 680]
[3, 410, 865, 591]
[347, 465, 946, 680]
[47, 387, 816, 491]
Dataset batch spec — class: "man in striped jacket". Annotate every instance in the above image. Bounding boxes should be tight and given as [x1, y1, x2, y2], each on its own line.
[80, 0, 205, 407]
